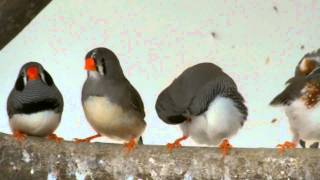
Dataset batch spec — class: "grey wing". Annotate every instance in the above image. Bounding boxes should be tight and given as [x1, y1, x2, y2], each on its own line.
[127, 82, 145, 118]
[188, 76, 248, 120]
[7, 90, 16, 118]
[54, 85, 64, 113]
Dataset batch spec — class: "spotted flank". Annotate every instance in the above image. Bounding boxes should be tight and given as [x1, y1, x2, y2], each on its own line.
[301, 82, 320, 109]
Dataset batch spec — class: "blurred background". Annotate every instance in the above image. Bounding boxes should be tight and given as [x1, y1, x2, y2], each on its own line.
[0, 0, 319, 148]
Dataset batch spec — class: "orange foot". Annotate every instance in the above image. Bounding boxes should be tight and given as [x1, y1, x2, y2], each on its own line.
[166, 136, 188, 153]
[74, 134, 101, 144]
[13, 131, 27, 142]
[277, 141, 296, 154]
[123, 138, 137, 153]
[47, 134, 64, 144]
[219, 139, 232, 157]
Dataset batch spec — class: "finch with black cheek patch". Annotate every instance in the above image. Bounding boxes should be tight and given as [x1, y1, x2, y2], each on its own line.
[7, 62, 64, 143]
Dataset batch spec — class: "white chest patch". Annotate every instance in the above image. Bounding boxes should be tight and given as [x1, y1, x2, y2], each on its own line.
[83, 96, 145, 141]
[285, 99, 320, 141]
[180, 96, 244, 145]
[10, 111, 61, 136]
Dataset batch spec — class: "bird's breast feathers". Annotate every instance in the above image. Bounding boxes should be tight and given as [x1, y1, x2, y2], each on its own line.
[83, 96, 145, 140]
[285, 97, 320, 140]
[10, 110, 61, 136]
[284, 82, 320, 125]
[180, 96, 244, 145]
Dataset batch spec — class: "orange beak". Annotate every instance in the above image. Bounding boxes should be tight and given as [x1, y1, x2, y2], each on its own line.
[27, 66, 39, 81]
[85, 58, 96, 71]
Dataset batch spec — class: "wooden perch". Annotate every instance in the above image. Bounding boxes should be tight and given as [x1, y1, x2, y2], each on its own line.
[0, 132, 319, 179]
[0, 0, 52, 50]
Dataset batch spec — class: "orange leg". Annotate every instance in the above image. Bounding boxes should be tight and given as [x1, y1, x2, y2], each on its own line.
[166, 136, 188, 152]
[47, 134, 64, 144]
[219, 139, 233, 157]
[123, 138, 137, 153]
[74, 134, 101, 144]
[13, 131, 27, 142]
[277, 141, 296, 154]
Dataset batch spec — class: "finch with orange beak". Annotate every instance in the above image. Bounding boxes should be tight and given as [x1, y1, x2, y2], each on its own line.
[7, 62, 64, 143]
[75, 47, 146, 153]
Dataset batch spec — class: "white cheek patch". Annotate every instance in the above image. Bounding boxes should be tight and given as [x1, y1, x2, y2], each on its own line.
[40, 72, 46, 83]
[98, 65, 104, 76]
[23, 76, 27, 85]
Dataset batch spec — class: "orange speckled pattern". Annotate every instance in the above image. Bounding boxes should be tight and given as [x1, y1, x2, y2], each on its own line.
[301, 82, 320, 109]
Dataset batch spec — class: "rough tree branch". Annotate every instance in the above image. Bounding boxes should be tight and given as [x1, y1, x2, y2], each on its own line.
[0, 132, 319, 179]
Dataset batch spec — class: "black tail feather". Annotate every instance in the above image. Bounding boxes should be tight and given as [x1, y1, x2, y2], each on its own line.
[138, 136, 143, 145]
[299, 140, 306, 148]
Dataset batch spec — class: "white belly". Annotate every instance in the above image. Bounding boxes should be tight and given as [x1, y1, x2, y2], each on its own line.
[10, 110, 61, 137]
[83, 96, 145, 141]
[180, 96, 244, 145]
[285, 99, 320, 141]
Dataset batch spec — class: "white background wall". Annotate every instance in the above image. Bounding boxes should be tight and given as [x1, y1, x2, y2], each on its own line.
[0, 0, 319, 147]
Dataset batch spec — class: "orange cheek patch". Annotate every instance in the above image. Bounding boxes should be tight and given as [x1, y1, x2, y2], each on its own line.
[299, 58, 316, 76]
[85, 58, 96, 71]
[27, 67, 39, 80]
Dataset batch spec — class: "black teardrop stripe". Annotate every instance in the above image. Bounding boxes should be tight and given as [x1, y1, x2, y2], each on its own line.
[138, 136, 143, 145]
[15, 75, 25, 91]
[43, 69, 54, 86]
[14, 99, 60, 114]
